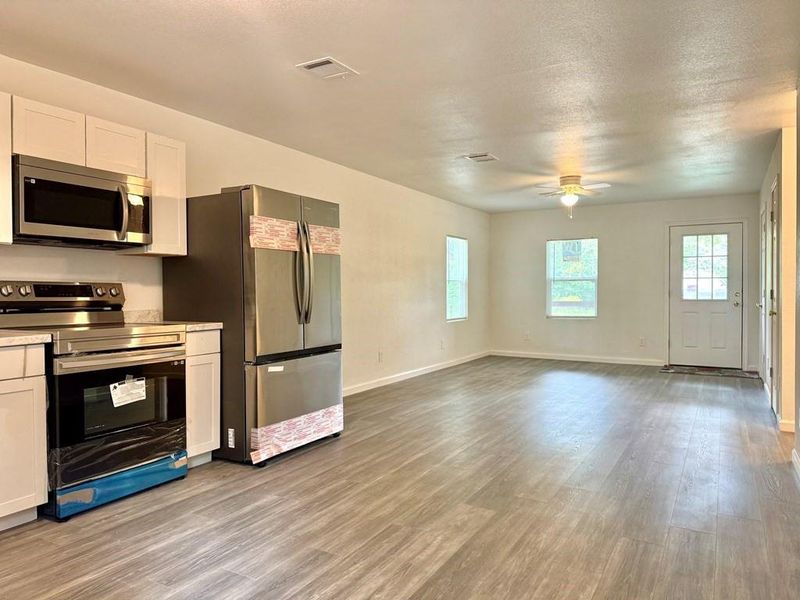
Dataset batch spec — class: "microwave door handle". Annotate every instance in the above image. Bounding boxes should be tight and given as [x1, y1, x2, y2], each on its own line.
[117, 184, 129, 241]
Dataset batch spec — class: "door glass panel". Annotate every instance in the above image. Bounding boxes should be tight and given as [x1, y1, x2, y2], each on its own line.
[713, 278, 728, 300]
[54, 361, 185, 446]
[682, 233, 729, 301]
[683, 257, 697, 277]
[683, 279, 697, 300]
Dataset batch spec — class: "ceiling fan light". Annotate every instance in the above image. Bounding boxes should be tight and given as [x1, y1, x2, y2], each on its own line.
[561, 193, 579, 207]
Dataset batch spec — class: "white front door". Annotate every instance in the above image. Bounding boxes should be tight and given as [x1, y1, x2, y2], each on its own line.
[669, 223, 743, 368]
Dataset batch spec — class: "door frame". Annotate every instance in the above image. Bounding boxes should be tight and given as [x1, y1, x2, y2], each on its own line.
[764, 177, 781, 416]
[663, 217, 751, 369]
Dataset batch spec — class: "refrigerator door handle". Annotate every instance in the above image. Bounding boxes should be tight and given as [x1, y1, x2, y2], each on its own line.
[303, 221, 314, 324]
[294, 222, 307, 323]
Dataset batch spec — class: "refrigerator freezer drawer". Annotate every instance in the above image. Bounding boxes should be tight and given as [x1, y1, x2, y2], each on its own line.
[250, 350, 342, 428]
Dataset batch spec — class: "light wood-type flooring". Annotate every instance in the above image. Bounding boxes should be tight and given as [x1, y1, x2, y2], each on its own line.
[2, 357, 799, 599]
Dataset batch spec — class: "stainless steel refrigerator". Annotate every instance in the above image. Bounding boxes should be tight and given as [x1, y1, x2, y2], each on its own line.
[163, 185, 342, 463]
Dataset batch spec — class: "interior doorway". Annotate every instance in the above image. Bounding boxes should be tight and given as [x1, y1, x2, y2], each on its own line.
[668, 223, 744, 368]
[761, 179, 780, 417]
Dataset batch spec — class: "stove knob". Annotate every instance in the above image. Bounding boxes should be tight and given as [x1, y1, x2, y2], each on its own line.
[109, 287, 120, 297]
[18, 285, 31, 297]
[0, 285, 13, 297]
[95, 287, 106, 297]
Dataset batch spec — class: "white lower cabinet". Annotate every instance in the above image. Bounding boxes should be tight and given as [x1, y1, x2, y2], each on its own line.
[0, 375, 47, 524]
[186, 335, 221, 459]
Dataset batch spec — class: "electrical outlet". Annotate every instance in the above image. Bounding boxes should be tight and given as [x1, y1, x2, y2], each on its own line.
[377, 350, 383, 364]
[639, 337, 646, 348]
[440, 339, 445, 350]
[227, 428, 235, 448]
[523, 331, 531, 342]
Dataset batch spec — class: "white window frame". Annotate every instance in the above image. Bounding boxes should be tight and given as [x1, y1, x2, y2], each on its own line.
[545, 237, 599, 319]
[446, 235, 468, 321]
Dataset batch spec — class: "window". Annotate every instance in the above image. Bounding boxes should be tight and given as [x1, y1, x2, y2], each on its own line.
[546, 238, 598, 317]
[446, 236, 468, 320]
[681, 234, 728, 300]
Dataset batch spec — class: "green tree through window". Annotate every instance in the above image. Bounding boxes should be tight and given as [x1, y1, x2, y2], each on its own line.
[446, 236, 468, 320]
[546, 238, 598, 317]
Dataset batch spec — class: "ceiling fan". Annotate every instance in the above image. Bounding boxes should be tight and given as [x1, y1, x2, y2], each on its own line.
[536, 175, 611, 218]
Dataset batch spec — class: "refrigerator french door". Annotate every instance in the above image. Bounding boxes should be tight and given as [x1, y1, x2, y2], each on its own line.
[163, 184, 342, 463]
[244, 189, 342, 361]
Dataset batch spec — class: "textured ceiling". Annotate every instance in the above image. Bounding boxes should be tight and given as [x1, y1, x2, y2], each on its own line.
[0, 0, 798, 212]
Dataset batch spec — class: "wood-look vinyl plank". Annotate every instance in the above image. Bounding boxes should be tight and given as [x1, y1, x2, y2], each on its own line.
[652, 526, 715, 600]
[1, 358, 797, 600]
[714, 514, 772, 600]
[717, 455, 762, 521]
[759, 499, 800, 600]
[590, 536, 663, 600]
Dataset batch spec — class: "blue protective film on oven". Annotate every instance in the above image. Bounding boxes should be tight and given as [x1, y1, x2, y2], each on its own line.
[48, 420, 186, 489]
[53, 450, 188, 518]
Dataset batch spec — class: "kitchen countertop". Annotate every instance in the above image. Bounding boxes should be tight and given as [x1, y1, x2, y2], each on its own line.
[0, 330, 53, 347]
[183, 322, 224, 332]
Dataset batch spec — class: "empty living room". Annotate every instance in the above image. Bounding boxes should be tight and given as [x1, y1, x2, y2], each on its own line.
[0, 1, 799, 599]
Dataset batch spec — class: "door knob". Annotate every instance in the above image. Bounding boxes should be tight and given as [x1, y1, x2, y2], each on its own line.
[733, 301, 741, 307]
[770, 310, 778, 316]
[756, 302, 763, 309]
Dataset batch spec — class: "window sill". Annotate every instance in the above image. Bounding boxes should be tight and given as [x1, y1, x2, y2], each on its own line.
[447, 318, 468, 323]
[545, 315, 597, 320]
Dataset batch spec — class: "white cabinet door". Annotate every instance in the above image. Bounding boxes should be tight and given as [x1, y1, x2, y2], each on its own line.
[0, 376, 47, 518]
[143, 133, 186, 255]
[86, 116, 146, 176]
[0, 91, 11, 245]
[12, 97, 85, 165]
[186, 353, 220, 457]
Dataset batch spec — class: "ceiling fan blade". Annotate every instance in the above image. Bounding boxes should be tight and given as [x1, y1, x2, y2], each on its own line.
[534, 183, 561, 189]
[582, 183, 611, 190]
[539, 190, 563, 197]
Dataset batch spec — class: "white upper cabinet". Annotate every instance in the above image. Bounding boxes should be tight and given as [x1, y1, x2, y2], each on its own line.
[85, 116, 146, 177]
[0, 92, 11, 245]
[142, 133, 187, 256]
[12, 97, 85, 165]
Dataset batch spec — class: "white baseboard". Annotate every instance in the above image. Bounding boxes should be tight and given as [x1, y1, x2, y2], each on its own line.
[779, 419, 796, 433]
[0, 507, 37, 533]
[344, 351, 490, 396]
[490, 349, 665, 367]
[792, 449, 800, 481]
[188, 451, 213, 469]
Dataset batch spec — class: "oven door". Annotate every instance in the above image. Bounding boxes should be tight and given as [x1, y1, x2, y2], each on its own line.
[48, 347, 186, 489]
[14, 157, 152, 246]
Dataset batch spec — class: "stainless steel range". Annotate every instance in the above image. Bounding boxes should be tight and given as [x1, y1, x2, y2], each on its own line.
[0, 281, 188, 520]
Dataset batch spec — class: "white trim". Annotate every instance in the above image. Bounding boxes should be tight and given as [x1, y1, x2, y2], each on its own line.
[779, 419, 795, 433]
[343, 351, 490, 396]
[490, 349, 664, 367]
[0, 507, 37, 533]
[792, 449, 800, 481]
[188, 452, 212, 469]
[663, 218, 752, 370]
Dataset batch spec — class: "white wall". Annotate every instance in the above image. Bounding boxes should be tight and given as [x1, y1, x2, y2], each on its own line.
[0, 54, 490, 392]
[490, 194, 761, 367]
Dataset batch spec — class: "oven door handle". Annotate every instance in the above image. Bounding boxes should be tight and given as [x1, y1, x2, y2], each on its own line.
[54, 347, 186, 375]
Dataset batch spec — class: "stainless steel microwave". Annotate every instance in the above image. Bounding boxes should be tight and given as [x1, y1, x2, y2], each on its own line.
[13, 155, 152, 248]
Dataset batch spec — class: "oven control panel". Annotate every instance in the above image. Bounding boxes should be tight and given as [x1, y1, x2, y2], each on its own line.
[0, 281, 124, 305]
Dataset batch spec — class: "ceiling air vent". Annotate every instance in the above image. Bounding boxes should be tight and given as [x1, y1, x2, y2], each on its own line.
[463, 153, 498, 163]
[296, 56, 360, 79]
